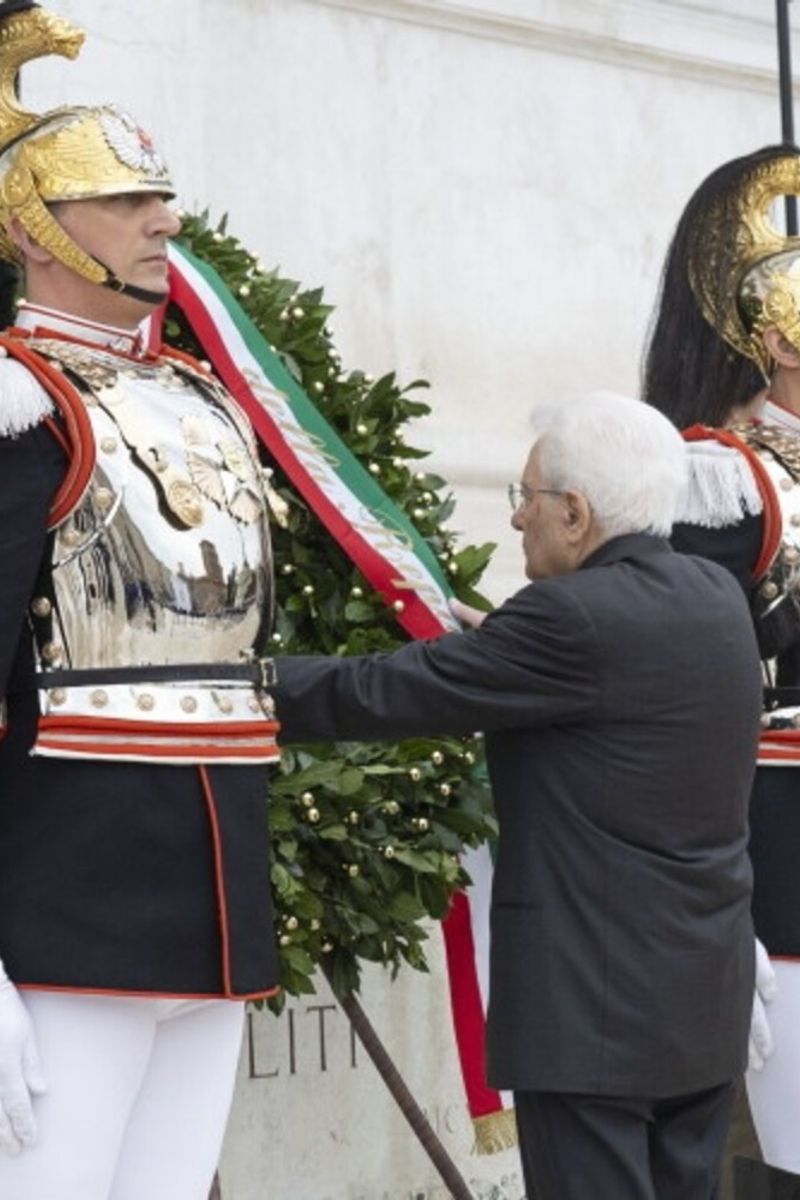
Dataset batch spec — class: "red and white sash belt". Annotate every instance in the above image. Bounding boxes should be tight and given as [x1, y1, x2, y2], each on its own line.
[31, 679, 279, 765]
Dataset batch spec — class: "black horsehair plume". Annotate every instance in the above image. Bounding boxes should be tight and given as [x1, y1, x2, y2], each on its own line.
[0, 2, 39, 19]
[642, 145, 799, 429]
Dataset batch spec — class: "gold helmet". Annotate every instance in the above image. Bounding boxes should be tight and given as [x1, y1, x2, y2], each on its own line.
[0, 2, 174, 298]
[687, 150, 800, 378]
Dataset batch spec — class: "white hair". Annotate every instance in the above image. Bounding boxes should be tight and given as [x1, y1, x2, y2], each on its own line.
[531, 391, 688, 538]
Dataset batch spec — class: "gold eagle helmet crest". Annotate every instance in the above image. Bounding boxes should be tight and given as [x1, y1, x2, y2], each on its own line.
[0, 3, 174, 284]
[688, 153, 800, 377]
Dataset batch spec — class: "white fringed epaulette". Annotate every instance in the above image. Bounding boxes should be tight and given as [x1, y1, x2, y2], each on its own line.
[0, 349, 54, 437]
[674, 439, 763, 529]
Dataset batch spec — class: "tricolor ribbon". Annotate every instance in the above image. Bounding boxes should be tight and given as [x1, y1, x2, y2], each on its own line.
[165, 240, 514, 1150]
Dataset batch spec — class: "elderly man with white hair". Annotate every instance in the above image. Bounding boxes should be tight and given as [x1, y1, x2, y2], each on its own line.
[273, 392, 762, 1200]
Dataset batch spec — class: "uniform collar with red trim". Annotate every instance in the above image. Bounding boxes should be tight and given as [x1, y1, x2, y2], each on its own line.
[761, 396, 800, 436]
[14, 302, 147, 358]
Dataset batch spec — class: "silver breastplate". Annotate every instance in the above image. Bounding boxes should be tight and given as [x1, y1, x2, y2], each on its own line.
[742, 422, 800, 663]
[25, 339, 278, 764]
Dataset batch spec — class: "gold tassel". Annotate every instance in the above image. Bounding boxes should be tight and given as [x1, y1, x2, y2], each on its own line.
[472, 1107, 518, 1155]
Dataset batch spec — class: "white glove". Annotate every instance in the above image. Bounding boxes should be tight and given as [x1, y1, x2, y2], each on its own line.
[749, 939, 777, 1072]
[0, 970, 46, 1155]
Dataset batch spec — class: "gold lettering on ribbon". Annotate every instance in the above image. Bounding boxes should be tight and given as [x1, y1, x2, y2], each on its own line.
[242, 368, 455, 629]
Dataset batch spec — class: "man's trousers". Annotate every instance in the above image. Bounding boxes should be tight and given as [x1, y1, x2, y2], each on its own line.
[0, 992, 245, 1200]
[515, 1082, 735, 1200]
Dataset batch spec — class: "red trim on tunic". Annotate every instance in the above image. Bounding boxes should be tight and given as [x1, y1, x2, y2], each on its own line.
[682, 424, 782, 581]
[42, 415, 70, 457]
[198, 765, 235, 998]
[0, 333, 96, 528]
[34, 713, 280, 761]
[6, 323, 152, 364]
[38, 715, 279, 735]
[16, 982, 279, 1001]
[757, 727, 800, 764]
[33, 740, 279, 762]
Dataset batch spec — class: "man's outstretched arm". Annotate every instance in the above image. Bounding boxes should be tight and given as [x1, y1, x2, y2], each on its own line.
[273, 581, 598, 745]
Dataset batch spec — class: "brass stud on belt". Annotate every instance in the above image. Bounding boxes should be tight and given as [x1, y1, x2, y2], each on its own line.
[137, 693, 155, 712]
[49, 688, 67, 706]
[180, 695, 198, 714]
[761, 581, 779, 600]
[31, 596, 52, 618]
[41, 641, 63, 664]
[60, 527, 81, 547]
[94, 487, 114, 512]
[216, 696, 234, 715]
[90, 689, 109, 708]
[781, 477, 795, 491]
[100, 436, 118, 454]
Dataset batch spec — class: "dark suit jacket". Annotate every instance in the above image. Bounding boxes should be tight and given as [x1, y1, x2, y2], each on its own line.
[274, 534, 762, 1097]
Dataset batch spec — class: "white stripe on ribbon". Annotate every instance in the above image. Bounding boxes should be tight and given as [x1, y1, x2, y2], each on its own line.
[168, 245, 458, 635]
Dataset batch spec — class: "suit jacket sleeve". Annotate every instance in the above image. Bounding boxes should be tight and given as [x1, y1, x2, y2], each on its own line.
[273, 581, 600, 743]
[0, 425, 66, 697]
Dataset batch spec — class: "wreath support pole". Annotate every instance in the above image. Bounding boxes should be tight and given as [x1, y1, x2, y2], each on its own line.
[324, 964, 475, 1200]
[208, 981, 477, 1200]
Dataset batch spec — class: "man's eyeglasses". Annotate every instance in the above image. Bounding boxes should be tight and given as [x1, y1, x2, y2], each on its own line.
[507, 483, 564, 511]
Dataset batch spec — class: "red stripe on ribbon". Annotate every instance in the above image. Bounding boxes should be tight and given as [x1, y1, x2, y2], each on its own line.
[168, 263, 444, 642]
[442, 890, 504, 1118]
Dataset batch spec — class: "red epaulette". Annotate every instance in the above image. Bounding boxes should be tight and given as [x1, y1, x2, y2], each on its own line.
[0, 330, 96, 530]
[682, 423, 781, 582]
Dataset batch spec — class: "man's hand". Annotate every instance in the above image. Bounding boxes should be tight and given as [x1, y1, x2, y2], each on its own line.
[448, 597, 488, 629]
[0, 978, 46, 1154]
[749, 939, 777, 1072]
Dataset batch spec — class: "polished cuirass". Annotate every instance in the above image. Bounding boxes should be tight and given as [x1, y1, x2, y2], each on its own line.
[740, 421, 800, 662]
[727, 419, 800, 758]
[16, 331, 279, 764]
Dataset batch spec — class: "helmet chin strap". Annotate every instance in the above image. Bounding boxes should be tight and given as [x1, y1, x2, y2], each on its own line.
[93, 257, 168, 307]
[101, 270, 167, 307]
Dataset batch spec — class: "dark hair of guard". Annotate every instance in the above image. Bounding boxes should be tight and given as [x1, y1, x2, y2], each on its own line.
[642, 145, 800, 430]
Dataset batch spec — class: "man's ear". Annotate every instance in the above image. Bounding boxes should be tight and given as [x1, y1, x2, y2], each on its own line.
[8, 217, 51, 265]
[763, 325, 800, 370]
[563, 490, 592, 539]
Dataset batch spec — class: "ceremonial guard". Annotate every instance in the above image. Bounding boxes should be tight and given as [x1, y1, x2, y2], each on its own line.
[644, 144, 800, 1195]
[0, 5, 279, 1199]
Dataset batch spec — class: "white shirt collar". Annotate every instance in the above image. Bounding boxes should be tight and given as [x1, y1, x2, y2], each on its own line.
[15, 302, 145, 356]
[762, 397, 800, 435]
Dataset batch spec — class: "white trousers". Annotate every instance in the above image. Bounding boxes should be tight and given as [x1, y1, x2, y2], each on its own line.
[0, 991, 245, 1200]
[747, 958, 800, 1173]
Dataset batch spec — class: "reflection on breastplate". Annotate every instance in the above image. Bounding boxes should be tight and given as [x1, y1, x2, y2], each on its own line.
[33, 339, 273, 670]
[737, 422, 800, 663]
[24, 340, 278, 766]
